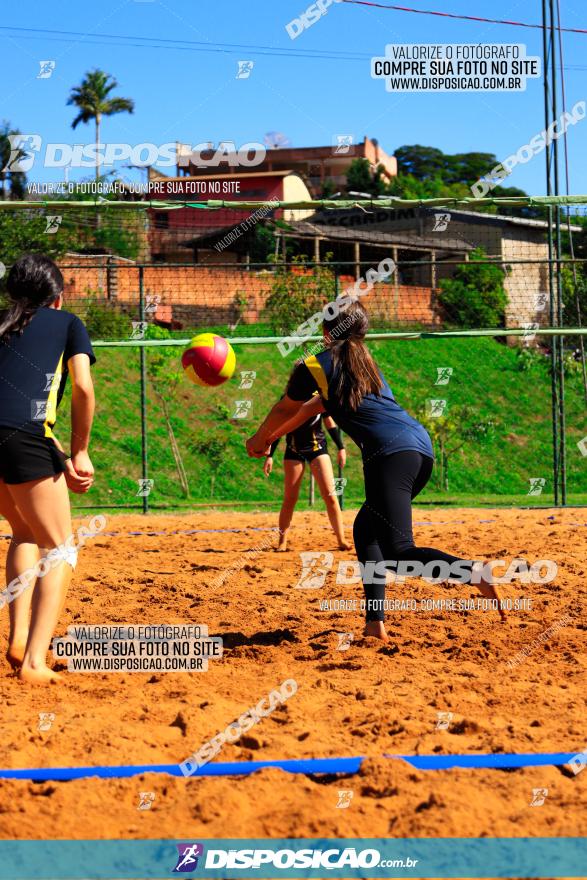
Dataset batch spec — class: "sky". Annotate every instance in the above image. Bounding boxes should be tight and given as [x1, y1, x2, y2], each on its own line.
[0, 0, 586, 194]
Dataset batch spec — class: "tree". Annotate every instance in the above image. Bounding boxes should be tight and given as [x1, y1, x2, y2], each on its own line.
[444, 151, 501, 187]
[345, 158, 387, 196]
[438, 248, 508, 328]
[320, 178, 338, 198]
[418, 404, 496, 490]
[191, 432, 231, 497]
[386, 172, 469, 202]
[0, 209, 83, 268]
[67, 70, 135, 180]
[391, 144, 542, 217]
[562, 264, 587, 324]
[561, 212, 587, 260]
[346, 158, 373, 194]
[0, 120, 27, 199]
[55, 176, 143, 258]
[394, 145, 497, 187]
[561, 265, 587, 391]
[146, 325, 190, 497]
[394, 145, 446, 181]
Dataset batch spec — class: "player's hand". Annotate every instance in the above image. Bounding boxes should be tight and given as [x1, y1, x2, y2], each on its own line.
[246, 433, 271, 458]
[64, 460, 92, 494]
[338, 448, 347, 468]
[263, 456, 273, 476]
[65, 451, 94, 494]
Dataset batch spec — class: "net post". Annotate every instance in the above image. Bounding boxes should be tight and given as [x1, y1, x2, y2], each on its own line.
[550, 0, 567, 506]
[543, 1, 560, 506]
[139, 265, 149, 514]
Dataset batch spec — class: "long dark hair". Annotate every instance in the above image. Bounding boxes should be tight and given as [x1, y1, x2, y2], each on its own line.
[0, 254, 64, 339]
[323, 300, 383, 410]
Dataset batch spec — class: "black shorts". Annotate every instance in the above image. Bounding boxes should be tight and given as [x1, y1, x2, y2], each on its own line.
[0, 427, 68, 485]
[284, 442, 328, 464]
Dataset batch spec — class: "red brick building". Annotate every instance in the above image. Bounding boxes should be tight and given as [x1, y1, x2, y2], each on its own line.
[148, 168, 313, 262]
[175, 136, 397, 196]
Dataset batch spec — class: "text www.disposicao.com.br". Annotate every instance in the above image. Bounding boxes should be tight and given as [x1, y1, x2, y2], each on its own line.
[68, 657, 203, 672]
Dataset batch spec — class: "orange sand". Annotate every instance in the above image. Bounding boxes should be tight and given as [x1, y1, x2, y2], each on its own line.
[0, 507, 585, 841]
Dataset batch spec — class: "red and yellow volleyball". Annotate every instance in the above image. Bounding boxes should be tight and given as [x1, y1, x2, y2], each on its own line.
[181, 332, 236, 387]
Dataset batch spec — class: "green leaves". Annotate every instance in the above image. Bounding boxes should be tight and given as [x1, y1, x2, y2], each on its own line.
[438, 248, 508, 328]
[0, 210, 82, 270]
[67, 69, 135, 126]
[263, 257, 335, 336]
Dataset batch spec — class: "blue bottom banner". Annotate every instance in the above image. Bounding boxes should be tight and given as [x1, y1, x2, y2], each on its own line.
[0, 838, 586, 879]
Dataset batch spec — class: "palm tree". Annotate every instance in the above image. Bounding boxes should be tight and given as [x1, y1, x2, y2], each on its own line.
[0, 120, 27, 200]
[67, 70, 135, 180]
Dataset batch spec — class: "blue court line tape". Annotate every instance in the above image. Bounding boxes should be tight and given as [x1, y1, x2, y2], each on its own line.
[106, 527, 279, 537]
[4, 521, 586, 541]
[0, 527, 279, 541]
[0, 752, 577, 781]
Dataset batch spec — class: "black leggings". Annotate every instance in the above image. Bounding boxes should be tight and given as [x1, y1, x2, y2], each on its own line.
[353, 451, 474, 621]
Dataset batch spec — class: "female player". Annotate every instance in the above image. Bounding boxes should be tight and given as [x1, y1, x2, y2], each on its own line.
[263, 402, 349, 551]
[0, 253, 95, 684]
[246, 299, 503, 642]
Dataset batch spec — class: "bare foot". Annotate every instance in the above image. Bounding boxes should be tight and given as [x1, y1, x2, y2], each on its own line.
[18, 663, 62, 685]
[276, 536, 288, 552]
[6, 642, 27, 670]
[363, 620, 389, 642]
[476, 572, 507, 622]
[338, 541, 351, 551]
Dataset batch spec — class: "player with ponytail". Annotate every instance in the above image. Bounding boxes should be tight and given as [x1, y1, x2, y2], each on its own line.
[247, 299, 503, 641]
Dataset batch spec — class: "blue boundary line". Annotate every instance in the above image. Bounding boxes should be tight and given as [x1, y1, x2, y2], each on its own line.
[4, 521, 586, 540]
[0, 526, 279, 540]
[0, 752, 578, 781]
[4, 516, 586, 541]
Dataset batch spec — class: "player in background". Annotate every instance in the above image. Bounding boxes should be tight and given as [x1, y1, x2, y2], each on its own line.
[0, 254, 95, 684]
[263, 402, 349, 551]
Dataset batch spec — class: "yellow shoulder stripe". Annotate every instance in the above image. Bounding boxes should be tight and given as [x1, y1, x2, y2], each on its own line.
[304, 355, 329, 400]
[43, 354, 64, 439]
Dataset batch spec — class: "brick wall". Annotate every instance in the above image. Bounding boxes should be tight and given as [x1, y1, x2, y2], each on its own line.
[60, 262, 439, 327]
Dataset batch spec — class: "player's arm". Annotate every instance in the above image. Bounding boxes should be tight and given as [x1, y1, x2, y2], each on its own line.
[263, 437, 281, 475]
[246, 361, 321, 458]
[269, 395, 325, 443]
[323, 416, 346, 467]
[68, 353, 95, 491]
[247, 395, 306, 458]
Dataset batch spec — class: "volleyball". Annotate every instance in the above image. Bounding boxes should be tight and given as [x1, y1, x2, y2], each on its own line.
[181, 333, 236, 387]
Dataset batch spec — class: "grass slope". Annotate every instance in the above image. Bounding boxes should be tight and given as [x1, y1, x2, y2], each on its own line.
[61, 335, 586, 512]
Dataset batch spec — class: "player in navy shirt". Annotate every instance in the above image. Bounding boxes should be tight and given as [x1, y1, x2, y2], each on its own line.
[247, 299, 503, 641]
[0, 254, 96, 683]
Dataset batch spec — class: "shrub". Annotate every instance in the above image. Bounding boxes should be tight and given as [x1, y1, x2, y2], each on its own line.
[438, 248, 508, 328]
[263, 257, 336, 336]
[78, 293, 132, 340]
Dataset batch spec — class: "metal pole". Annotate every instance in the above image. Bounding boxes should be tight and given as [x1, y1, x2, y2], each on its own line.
[139, 266, 149, 514]
[550, 0, 567, 504]
[542, 0, 560, 506]
[338, 461, 344, 511]
[309, 472, 315, 506]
